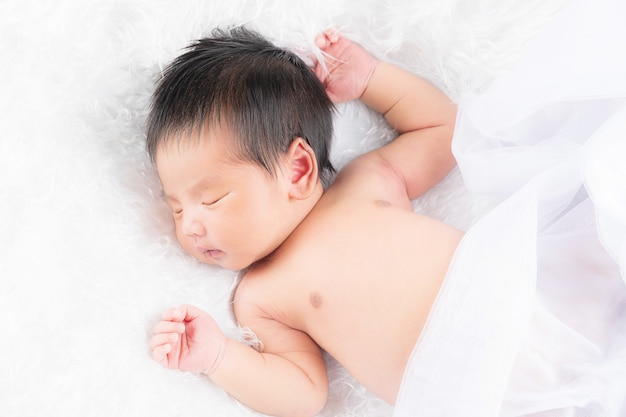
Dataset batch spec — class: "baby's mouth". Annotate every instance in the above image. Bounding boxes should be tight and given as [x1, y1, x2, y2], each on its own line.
[205, 249, 223, 258]
[197, 246, 223, 259]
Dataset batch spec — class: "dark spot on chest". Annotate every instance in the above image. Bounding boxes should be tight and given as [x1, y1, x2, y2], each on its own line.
[375, 199, 391, 207]
[309, 292, 323, 309]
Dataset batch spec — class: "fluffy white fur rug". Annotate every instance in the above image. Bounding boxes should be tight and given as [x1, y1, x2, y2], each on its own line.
[1, 0, 566, 415]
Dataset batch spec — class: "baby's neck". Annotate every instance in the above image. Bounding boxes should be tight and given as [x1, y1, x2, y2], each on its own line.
[294, 181, 324, 227]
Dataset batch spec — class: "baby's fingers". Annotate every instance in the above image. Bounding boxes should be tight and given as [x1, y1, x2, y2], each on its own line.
[150, 332, 179, 351]
[315, 29, 339, 49]
[153, 320, 185, 335]
[151, 320, 185, 367]
[161, 306, 186, 322]
[150, 330, 183, 368]
[151, 342, 173, 365]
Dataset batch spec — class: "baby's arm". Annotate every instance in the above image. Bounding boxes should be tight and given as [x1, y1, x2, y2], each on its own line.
[315, 31, 457, 199]
[151, 302, 327, 417]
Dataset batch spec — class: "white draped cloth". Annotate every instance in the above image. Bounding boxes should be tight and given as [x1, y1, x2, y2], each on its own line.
[394, 0, 626, 415]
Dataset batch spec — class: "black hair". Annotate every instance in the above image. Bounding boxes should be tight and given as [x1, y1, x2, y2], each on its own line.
[146, 27, 336, 187]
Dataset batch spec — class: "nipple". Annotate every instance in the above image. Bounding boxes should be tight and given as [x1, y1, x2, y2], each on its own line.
[309, 292, 323, 309]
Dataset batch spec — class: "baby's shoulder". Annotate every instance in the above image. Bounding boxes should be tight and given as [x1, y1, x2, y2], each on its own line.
[232, 269, 264, 307]
[328, 152, 409, 207]
[232, 258, 312, 331]
[231, 270, 267, 326]
[231, 266, 288, 320]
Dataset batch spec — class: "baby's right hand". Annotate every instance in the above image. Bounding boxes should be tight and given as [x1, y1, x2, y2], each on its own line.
[150, 304, 227, 376]
[313, 29, 379, 104]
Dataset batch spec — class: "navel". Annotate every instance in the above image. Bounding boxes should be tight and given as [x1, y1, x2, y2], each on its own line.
[374, 199, 391, 207]
[309, 292, 323, 309]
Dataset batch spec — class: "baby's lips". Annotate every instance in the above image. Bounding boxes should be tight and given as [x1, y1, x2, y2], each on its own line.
[196, 246, 224, 259]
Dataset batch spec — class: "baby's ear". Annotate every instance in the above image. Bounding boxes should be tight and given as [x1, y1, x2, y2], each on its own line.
[284, 137, 319, 200]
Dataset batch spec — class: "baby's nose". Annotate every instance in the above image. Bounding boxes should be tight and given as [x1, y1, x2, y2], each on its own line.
[181, 212, 206, 237]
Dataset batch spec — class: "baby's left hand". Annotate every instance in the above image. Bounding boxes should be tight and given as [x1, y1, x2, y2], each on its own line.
[312, 29, 379, 104]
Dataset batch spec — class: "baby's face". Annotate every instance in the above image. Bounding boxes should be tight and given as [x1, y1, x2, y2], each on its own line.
[155, 130, 292, 271]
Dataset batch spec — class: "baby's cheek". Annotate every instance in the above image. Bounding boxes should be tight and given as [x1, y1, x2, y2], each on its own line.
[174, 229, 193, 254]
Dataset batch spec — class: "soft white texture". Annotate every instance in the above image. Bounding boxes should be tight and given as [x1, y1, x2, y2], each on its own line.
[395, 0, 626, 415]
[5, 0, 621, 416]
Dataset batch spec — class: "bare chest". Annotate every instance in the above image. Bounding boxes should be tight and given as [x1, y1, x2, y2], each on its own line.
[265, 205, 463, 401]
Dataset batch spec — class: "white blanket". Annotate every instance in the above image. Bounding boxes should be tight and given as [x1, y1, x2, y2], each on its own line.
[4, 0, 623, 416]
[396, 0, 626, 415]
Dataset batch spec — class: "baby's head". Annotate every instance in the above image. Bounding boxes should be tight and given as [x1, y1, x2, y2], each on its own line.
[146, 27, 335, 270]
[147, 26, 335, 186]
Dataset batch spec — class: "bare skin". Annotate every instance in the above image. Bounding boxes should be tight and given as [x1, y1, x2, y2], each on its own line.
[151, 30, 463, 417]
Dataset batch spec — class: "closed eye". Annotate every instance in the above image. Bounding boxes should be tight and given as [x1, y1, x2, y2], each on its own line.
[202, 192, 230, 207]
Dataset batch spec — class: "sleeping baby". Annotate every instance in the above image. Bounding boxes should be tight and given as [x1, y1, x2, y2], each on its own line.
[148, 27, 462, 417]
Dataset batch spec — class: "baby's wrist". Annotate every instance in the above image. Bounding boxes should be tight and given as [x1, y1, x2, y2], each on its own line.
[359, 59, 381, 99]
[203, 336, 229, 376]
